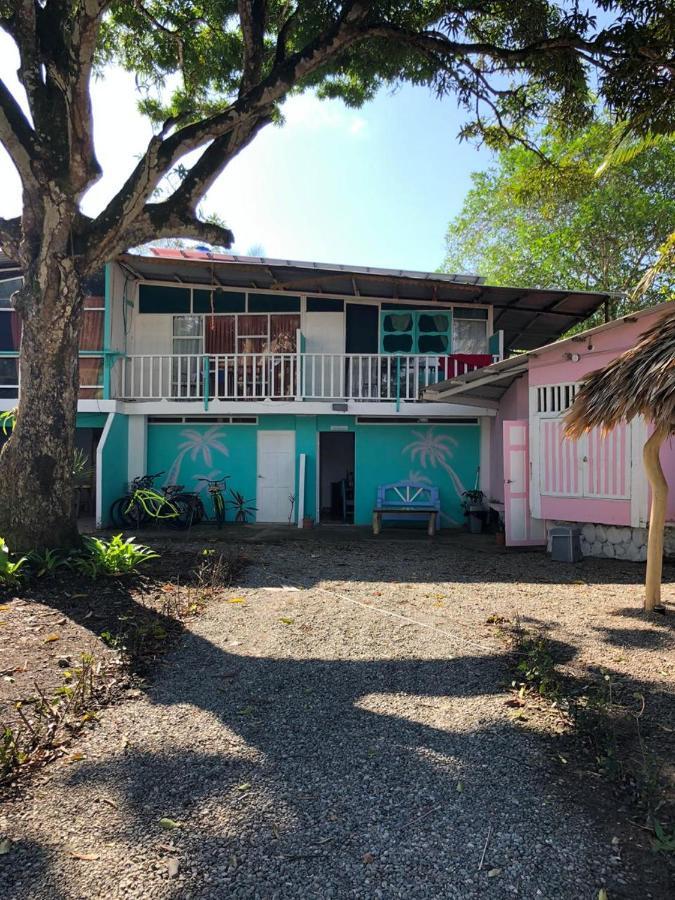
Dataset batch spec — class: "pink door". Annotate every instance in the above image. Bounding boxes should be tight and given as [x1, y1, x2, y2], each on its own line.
[504, 420, 546, 546]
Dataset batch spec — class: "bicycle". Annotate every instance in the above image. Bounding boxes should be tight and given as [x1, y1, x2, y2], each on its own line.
[196, 476, 230, 528]
[110, 472, 192, 530]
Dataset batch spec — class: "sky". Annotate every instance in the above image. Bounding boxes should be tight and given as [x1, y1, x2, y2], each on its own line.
[0, 33, 494, 274]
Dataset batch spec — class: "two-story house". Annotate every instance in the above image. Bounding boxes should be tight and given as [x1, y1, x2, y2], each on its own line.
[0, 248, 611, 528]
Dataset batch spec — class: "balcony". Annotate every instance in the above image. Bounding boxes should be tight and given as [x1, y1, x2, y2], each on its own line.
[113, 352, 498, 404]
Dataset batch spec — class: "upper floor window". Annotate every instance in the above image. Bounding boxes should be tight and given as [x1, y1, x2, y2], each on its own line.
[452, 309, 488, 354]
[379, 306, 488, 355]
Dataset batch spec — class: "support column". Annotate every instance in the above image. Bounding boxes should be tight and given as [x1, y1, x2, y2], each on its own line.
[127, 414, 148, 482]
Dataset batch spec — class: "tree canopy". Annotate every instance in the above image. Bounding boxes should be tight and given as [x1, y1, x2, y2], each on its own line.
[443, 118, 675, 324]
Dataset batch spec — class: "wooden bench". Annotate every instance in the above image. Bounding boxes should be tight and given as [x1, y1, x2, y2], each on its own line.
[372, 482, 441, 536]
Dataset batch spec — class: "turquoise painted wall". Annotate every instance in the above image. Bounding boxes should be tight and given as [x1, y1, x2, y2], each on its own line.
[143, 415, 478, 528]
[99, 413, 129, 525]
[354, 423, 480, 527]
[147, 420, 259, 523]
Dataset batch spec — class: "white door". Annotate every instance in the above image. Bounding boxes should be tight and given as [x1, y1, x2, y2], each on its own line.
[303, 311, 344, 398]
[504, 420, 546, 546]
[257, 431, 296, 522]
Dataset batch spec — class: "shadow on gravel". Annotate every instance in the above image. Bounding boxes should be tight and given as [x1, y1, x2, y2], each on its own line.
[6, 542, 673, 898]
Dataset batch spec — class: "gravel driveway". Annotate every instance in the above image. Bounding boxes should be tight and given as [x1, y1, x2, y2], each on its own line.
[3, 533, 673, 899]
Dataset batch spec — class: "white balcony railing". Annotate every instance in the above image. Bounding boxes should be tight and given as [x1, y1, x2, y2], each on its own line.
[115, 352, 498, 403]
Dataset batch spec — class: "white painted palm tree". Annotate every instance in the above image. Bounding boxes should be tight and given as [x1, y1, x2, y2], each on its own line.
[403, 429, 467, 500]
[406, 468, 460, 526]
[164, 426, 229, 486]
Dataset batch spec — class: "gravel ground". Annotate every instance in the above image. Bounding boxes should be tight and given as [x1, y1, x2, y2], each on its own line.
[2, 533, 673, 899]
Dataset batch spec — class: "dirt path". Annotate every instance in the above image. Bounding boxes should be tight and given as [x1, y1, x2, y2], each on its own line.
[2, 536, 673, 899]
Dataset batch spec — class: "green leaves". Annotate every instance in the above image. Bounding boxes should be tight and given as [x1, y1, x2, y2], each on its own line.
[443, 116, 675, 330]
[73, 535, 160, 579]
[0, 538, 28, 588]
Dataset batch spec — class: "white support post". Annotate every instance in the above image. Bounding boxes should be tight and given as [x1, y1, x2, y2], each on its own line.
[127, 414, 148, 482]
[479, 416, 491, 497]
[297, 453, 306, 528]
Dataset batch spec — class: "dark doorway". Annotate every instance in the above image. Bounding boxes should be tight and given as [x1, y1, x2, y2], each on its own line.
[319, 431, 355, 523]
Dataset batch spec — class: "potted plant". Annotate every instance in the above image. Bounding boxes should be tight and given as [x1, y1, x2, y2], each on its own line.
[461, 489, 485, 534]
[227, 488, 257, 524]
[302, 515, 314, 529]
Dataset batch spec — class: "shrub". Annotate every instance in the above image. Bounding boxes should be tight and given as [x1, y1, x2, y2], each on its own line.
[27, 547, 70, 578]
[0, 538, 28, 587]
[74, 534, 159, 578]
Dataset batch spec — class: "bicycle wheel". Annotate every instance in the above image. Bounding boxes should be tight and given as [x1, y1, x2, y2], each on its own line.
[109, 497, 130, 528]
[165, 497, 193, 530]
[175, 493, 204, 524]
[122, 496, 147, 529]
[213, 492, 225, 528]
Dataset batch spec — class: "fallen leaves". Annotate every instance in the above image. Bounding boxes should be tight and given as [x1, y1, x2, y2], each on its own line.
[68, 850, 100, 861]
[43, 633, 60, 643]
[0, 838, 12, 855]
[159, 817, 181, 831]
[167, 857, 180, 878]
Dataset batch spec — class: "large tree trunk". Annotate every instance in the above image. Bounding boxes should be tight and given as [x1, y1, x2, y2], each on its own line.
[0, 257, 82, 552]
[643, 425, 669, 613]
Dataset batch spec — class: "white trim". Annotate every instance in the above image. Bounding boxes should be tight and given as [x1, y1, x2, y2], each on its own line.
[630, 416, 649, 527]
[315, 430, 321, 524]
[127, 415, 147, 482]
[111, 399, 495, 418]
[529, 386, 542, 518]
[95, 412, 115, 527]
[297, 453, 306, 528]
[479, 416, 491, 496]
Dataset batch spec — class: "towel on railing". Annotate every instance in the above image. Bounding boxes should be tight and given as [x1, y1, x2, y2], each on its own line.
[442, 354, 494, 378]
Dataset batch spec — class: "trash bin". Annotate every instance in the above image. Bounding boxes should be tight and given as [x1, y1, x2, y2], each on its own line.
[549, 526, 583, 562]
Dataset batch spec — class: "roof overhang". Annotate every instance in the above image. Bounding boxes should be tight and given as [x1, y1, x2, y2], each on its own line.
[116, 249, 615, 352]
[423, 355, 530, 405]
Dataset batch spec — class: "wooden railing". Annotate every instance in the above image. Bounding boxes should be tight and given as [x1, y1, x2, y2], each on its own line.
[116, 352, 499, 403]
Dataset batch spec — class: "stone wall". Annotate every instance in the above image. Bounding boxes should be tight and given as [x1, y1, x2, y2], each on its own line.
[548, 522, 675, 561]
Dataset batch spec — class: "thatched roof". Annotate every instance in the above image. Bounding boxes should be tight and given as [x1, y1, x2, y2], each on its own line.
[565, 307, 675, 438]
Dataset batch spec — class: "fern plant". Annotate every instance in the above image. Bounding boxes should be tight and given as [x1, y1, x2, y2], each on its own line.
[74, 534, 159, 578]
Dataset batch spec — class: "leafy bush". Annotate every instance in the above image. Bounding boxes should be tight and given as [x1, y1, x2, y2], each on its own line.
[27, 547, 70, 578]
[73, 534, 159, 578]
[0, 538, 28, 587]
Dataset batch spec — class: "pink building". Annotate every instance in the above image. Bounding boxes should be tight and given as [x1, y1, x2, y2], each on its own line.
[426, 302, 675, 560]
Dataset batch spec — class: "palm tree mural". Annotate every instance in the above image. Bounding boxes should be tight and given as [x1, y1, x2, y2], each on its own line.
[164, 426, 229, 487]
[403, 429, 468, 501]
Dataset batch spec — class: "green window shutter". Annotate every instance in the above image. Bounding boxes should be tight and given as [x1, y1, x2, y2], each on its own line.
[380, 311, 414, 353]
[380, 309, 452, 354]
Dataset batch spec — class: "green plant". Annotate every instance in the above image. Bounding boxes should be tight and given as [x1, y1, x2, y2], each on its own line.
[0, 538, 28, 587]
[74, 534, 159, 578]
[227, 489, 257, 524]
[461, 489, 484, 507]
[27, 547, 70, 578]
[72, 448, 95, 483]
[0, 407, 16, 436]
[652, 820, 675, 854]
[1, 725, 28, 781]
[513, 635, 562, 701]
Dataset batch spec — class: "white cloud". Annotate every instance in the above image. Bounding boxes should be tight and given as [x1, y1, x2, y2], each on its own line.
[280, 93, 368, 138]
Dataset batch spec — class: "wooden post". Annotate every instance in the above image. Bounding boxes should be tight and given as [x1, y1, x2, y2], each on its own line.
[643, 425, 669, 612]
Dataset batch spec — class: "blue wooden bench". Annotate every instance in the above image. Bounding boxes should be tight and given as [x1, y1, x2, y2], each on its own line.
[372, 482, 441, 536]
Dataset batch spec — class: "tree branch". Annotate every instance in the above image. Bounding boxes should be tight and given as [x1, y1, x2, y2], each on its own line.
[0, 76, 37, 187]
[0, 215, 21, 260]
[238, 0, 267, 93]
[87, 2, 374, 251]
